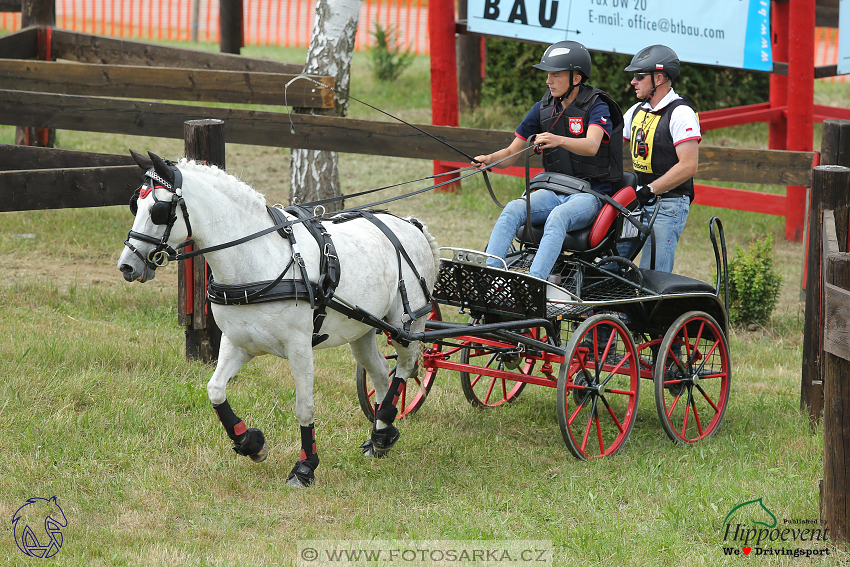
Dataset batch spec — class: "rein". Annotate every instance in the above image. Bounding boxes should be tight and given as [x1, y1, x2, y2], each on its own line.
[286, 75, 507, 209]
[131, 147, 534, 267]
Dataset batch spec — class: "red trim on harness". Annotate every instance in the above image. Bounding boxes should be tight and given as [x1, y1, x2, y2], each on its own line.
[234, 421, 248, 436]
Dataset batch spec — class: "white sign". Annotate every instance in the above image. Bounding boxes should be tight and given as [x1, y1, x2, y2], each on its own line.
[839, 0, 850, 75]
[466, 0, 772, 71]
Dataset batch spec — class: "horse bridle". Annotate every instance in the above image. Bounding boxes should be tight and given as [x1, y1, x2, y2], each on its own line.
[124, 165, 193, 270]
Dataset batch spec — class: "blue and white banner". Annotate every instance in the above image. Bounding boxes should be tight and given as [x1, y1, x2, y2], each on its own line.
[839, 0, 850, 75]
[466, 0, 772, 71]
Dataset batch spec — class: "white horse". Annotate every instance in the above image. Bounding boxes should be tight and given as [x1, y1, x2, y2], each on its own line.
[117, 151, 439, 487]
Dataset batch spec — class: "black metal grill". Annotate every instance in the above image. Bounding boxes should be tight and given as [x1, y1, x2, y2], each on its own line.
[433, 260, 548, 320]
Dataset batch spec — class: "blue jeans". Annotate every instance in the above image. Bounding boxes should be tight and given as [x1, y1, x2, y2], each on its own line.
[634, 195, 690, 273]
[485, 190, 601, 280]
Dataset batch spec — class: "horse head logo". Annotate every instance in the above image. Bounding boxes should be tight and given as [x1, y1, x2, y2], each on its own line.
[723, 497, 778, 529]
[11, 496, 68, 558]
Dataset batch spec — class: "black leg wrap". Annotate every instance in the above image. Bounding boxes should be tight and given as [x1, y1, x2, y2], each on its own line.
[213, 400, 246, 442]
[375, 377, 405, 425]
[232, 428, 267, 462]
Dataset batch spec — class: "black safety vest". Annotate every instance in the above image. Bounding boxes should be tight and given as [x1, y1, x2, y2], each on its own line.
[628, 97, 697, 201]
[538, 85, 624, 185]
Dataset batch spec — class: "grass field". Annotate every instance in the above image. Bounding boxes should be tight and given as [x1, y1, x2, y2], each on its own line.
[0, 41, 847, 566]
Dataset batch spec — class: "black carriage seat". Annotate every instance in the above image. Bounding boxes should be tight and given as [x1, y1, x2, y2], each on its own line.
[638, 269, 716, 295]
[516, 171, 640, 254]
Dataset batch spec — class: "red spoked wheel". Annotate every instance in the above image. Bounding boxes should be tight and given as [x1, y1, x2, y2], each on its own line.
[458, 329, 545, 407]
[654, 311, 730, 443]
[557, 314, 640, 460]
[356, 303, 442, 422]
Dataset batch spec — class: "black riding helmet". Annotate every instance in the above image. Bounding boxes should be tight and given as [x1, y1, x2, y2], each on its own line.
[533, 40, 592, 80]
[624, 44, 680, 80]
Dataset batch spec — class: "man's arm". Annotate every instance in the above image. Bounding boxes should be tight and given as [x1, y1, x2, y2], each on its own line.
[473, 135, 530, 169]
[647, 139, 698, 196]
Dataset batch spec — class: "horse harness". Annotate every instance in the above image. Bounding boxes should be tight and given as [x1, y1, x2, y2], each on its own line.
[208, 206, 433, 347]
[126, 163, 432, 348]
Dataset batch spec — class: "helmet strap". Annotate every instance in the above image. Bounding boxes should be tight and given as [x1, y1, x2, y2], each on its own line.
[559, 71, 577, 107]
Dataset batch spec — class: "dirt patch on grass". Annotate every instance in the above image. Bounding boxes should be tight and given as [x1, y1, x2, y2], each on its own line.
[9, 256, 178, 292]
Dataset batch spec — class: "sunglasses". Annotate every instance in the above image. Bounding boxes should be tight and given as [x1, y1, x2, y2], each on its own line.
[633, 72, 649, 81]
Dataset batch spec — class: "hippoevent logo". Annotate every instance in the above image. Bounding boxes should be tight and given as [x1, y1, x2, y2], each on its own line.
[11, 496, 68, 559]
[720, 498, 830, 558]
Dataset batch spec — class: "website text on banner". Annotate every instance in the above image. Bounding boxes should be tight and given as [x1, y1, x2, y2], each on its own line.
[466, 0, 772, 71]
[839, 0, 849, 75]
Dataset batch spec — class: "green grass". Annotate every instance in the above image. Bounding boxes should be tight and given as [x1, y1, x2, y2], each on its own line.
[0, 43, 848, 565]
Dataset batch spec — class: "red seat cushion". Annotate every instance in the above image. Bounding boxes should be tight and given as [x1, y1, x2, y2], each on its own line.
[587, 186, 637, 248]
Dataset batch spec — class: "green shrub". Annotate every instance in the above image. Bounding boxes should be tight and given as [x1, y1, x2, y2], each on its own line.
[727, 235, 783, 326]
[481, 39, 770, 116]
[368, 23, 413, 82]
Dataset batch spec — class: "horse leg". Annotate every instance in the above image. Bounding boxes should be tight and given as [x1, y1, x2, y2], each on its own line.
[284, 341, 320, 488]
[207, 337, 268, 463]
[351, 333, 412, 458]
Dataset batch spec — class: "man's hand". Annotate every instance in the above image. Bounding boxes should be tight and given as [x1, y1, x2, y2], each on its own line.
[636, 184, 656, 205]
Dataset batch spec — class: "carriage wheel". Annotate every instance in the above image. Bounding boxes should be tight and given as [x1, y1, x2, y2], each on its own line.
[356, 303, 442, 422]
[458, 331, 536, 407]
[556, 314, 640, 460]
[654, 311, 731, 444]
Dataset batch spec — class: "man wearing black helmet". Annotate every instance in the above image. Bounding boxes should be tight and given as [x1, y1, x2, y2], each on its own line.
[474, 40, 624, 281]
[623, 44, 700, 273]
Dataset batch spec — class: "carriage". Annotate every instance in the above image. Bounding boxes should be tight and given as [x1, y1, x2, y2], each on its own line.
[355, 171, 731, 460]
[120, 151, 730, 487]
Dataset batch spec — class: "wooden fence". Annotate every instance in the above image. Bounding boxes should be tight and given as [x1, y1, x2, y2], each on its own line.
[820, 204, 850, 544]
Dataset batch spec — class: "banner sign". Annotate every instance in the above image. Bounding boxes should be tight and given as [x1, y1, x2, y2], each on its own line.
[839, 0, 850, 75]
[466, 0, 772, 71]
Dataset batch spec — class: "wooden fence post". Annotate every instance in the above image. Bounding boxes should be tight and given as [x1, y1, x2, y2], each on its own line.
[17, 0, 54, 148]
[181, 119, 224, 363]
[821, 119, 850, 168]
[219, 0, 243, 55]
[822, 206, 850, 545]
[456, 0, 481, 112]
[802, 157, 850, 422]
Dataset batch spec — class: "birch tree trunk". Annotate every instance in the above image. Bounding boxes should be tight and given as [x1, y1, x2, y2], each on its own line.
[289, 0, 361, 211]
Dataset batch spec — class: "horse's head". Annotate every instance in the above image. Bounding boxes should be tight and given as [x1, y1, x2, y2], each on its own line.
[117, 151, 192, 283]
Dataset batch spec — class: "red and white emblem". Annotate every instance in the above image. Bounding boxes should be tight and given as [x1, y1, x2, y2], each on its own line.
[568, 117, 584, 135]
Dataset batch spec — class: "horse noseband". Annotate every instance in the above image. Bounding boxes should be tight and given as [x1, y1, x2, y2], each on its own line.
[125, 166, 191, 270]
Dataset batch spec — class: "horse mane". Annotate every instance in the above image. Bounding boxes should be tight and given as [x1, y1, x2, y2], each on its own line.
[178, 158, 267, 208]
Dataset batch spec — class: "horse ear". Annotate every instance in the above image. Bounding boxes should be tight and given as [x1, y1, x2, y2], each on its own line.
[130, 149, 153, 170]
[148, 152, 174, 185]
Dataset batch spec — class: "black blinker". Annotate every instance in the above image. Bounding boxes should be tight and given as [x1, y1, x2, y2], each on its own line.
[129, 190, 139, 216]
[149, 201, 173, 225]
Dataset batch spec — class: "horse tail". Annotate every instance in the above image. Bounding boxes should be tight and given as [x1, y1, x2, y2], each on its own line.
[422, 224, 440, 278]
[406, 217, 440, 279]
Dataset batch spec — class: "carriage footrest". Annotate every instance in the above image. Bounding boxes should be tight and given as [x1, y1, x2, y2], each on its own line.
[639, 269, 715, 295]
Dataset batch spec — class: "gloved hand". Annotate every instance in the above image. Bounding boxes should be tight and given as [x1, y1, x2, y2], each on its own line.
[636, 184, 656, 205]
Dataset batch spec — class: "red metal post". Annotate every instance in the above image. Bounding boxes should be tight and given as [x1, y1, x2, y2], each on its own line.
[428, 0, 460, 191]
[769, 0, 788, 150]
[784, 0, 816, 242]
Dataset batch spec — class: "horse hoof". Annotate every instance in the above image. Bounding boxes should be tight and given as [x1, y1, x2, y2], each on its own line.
[250, 442, 269, 463]
[360, 424, 400, 458]
[286, 460, 315, 487]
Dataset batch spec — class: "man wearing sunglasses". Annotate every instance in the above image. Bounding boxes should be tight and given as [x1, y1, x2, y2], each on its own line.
[473, 40, 624, 280]
[622, 44, 700, 273]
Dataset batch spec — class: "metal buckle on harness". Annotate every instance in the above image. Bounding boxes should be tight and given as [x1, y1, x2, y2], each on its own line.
[323, 243, 337, 259]
[313, 205, 326, 217]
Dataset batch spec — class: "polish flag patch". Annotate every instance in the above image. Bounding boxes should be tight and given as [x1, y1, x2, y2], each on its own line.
[569, 117, 584, 135]
[686, 127, 693, 132]
[600, 117, 608, 124]
[656, 64, 664, 69]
